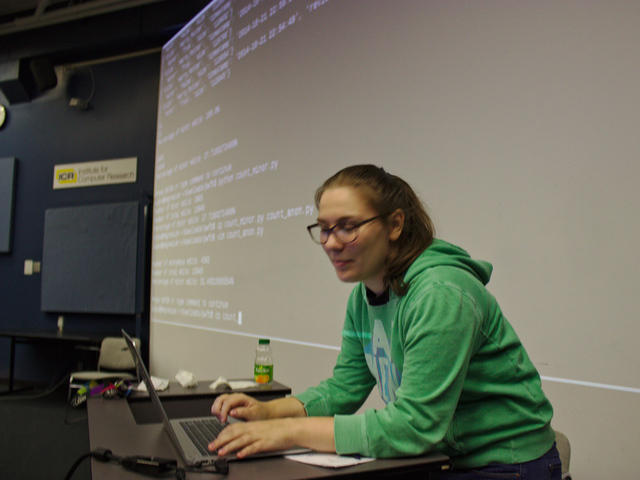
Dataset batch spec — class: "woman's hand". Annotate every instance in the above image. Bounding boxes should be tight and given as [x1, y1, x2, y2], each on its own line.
[208, 418, 297, 458]
[209, 395, 333, 458]
[211, 393, 270, 423]
[208, 417, 336, 458]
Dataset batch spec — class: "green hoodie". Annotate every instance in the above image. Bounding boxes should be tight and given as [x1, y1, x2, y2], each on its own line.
[295, 239, 555, 468]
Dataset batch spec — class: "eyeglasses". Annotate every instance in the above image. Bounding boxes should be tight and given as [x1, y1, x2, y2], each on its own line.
[306, 215, 384, 245]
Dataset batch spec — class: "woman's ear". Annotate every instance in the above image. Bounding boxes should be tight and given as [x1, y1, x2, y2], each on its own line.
[388, 209, 405, 241]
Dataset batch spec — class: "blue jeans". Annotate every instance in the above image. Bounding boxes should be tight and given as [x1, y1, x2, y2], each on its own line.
[429, 444, 562, 480]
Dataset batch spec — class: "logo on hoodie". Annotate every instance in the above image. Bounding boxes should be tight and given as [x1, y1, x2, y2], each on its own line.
[364, 319, 402, 404]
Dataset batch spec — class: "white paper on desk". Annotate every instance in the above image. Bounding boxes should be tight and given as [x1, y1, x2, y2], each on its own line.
[229, 380, 258, 389]
[136, 376, 169, 392]
[284, 453, 375, 468]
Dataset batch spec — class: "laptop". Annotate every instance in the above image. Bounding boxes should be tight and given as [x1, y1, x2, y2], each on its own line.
[121, 329, 309, 467]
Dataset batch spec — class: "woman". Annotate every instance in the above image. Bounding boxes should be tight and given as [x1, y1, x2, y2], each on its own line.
[209, 165, 561, 478]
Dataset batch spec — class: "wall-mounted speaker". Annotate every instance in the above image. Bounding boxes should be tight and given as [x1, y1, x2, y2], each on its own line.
[29, 58, 57, 94]
[0, 58, 57, 104]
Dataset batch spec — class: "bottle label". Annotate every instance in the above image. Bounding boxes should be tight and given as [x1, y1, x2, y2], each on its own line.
[254, 364, 273, 384]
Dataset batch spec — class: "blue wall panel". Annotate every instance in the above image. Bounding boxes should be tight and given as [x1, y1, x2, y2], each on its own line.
[0, 157, 16, 253]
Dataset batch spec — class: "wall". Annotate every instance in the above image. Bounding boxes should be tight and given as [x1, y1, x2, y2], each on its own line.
[0, 51, 159, 383]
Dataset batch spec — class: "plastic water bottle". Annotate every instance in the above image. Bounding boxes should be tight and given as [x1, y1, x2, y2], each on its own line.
[254, 338, 273, 384]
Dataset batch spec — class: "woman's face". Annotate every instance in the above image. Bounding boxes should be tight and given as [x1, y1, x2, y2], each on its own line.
[317, 186, 402, 294]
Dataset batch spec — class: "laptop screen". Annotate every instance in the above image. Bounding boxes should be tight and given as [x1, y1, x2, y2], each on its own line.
[121, 329, 186, 454]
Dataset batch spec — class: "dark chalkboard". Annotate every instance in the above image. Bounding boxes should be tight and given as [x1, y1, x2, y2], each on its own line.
[41, 201, 139, 314]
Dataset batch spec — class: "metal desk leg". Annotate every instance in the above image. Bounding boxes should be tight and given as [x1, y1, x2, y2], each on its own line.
[9, 336, 15, 392]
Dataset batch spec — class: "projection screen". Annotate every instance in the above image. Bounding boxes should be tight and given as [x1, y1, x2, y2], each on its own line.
[149, 0, 640, 401]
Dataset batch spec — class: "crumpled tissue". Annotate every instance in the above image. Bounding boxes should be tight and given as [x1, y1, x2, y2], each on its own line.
[209, 376, 231, 391]
[175, 369, 198, 388]
[136, 376, 169, 391]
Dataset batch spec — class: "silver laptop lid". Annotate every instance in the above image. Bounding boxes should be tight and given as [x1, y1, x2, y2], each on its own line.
[121, 329, 192, 463]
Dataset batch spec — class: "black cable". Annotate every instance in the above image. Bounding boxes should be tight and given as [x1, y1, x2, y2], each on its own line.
[65, 448, 229, 479]
[64, 449, 110, 480]
[64, 452, 93, 480]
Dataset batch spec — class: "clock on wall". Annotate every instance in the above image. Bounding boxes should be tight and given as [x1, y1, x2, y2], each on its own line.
[0, 104, 6, 129]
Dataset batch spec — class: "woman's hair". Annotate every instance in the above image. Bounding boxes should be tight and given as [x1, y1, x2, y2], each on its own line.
[315, 164, 435, 296]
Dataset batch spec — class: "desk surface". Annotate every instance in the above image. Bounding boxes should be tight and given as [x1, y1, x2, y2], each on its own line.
[128, 379, 292, 399]
[0, 329, 103, 343]
[88, 382, 449, 479]
[0, 329, 104, 393]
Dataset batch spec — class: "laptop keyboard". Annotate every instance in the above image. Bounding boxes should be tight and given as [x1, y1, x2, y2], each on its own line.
[180, 418, 225, 456]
